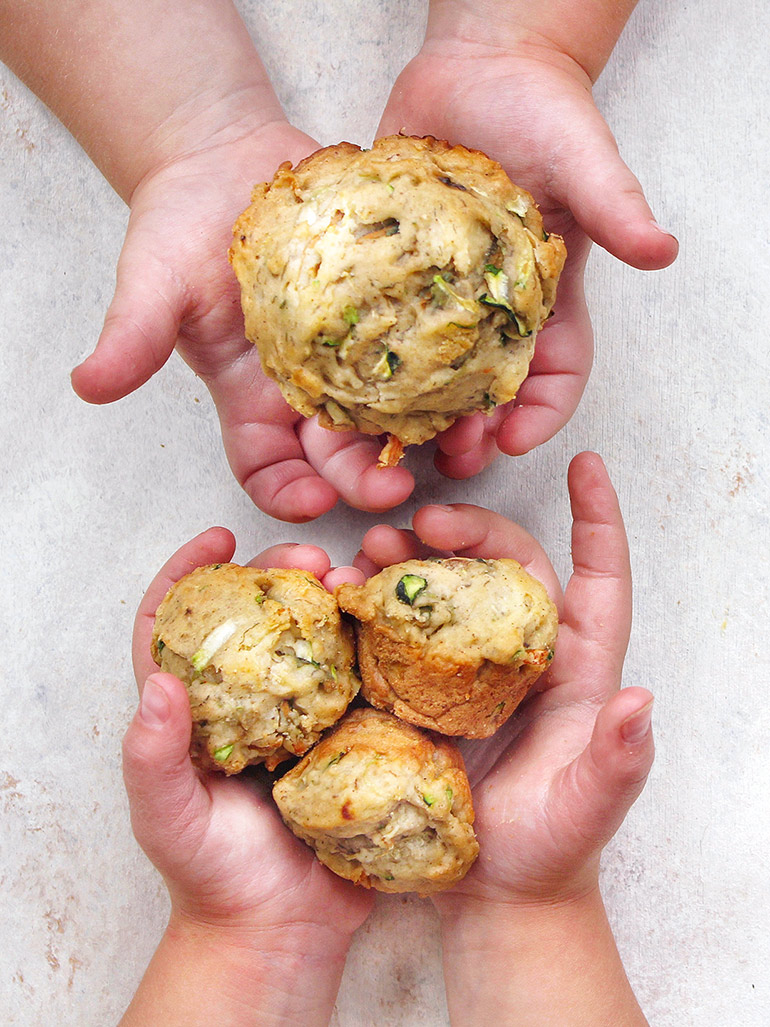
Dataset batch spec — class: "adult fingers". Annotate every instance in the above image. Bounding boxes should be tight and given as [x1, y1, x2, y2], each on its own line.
[132, 527, 236, 687]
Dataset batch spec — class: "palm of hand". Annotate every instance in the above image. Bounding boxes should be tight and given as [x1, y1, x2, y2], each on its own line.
[380, 48, 595, 460]
[128, 528, 374, 936]
[165, 765, 374, 935]
[355, 453, 638, 910]
[76, 121, 416, 521]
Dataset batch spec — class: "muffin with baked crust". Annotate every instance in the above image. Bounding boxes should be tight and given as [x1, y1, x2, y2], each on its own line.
[230, 134, 566, 463]
[335, 557, 558, 737]
[272, 707, 479, 894]
[151, 563, 359, 773]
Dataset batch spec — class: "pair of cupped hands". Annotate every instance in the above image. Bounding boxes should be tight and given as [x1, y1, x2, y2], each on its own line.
[125, 452, 655, 963]
[73, 26, 677, 523]
[113, 20, 668, 972]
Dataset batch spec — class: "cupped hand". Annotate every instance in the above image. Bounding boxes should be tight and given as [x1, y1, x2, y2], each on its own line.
[72, 119, 415, 522]
[124, 527, 370, 938]
[355, 452, 655, 908]
[379, 27, 678, 478]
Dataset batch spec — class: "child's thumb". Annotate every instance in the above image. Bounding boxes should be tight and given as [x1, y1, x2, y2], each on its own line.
[556, 687, 655, 851]
[553, 109, 679, 271]
[70, 225, 183, 404]
[122, 674, 209, 873]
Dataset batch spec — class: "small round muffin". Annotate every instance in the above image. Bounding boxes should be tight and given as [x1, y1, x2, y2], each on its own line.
[151, 563, 359, 773]
[229, 135, 566, 462]
[335, 557, 558, 738]
[272, 707, 479, 894]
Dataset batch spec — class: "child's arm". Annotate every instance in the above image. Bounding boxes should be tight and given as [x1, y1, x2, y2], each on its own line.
[357, 453, 654, 1025]
[0, 1, 416, 522]
[379, 1, 678, 478]
[121, 528, 371, 1026]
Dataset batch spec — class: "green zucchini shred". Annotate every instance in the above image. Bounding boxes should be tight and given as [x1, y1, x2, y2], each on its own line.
[395, 574, 428, 605]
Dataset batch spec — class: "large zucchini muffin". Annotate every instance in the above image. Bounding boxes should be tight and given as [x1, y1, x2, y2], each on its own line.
[272, 707, 479, 894]
[151, 563, 359, 773]
[335, 557, 558, 737]
[230, 135, 566, 463]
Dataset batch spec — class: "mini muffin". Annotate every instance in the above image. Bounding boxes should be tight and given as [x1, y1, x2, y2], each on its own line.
[151, 563, 359, 773]
[272, 707, 478, 893]
[230, 135, 566, 462]
[335, 557, 558, 737]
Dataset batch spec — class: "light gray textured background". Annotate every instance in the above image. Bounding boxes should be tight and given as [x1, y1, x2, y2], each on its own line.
[1, 1, 768, 1023]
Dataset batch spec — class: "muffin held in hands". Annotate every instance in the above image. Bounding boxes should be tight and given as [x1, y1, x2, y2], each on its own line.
[335, 557, 558, 738]
[272, 707, 479, 894]
[151, 563, 359, 773]
[230, 134, 566, 464]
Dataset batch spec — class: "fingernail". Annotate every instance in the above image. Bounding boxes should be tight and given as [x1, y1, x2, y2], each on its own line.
[140, 676, 170, 726]
[427, 505, 455, 514]
[620, 699, 654, 744]
[649, 219, 678, 241]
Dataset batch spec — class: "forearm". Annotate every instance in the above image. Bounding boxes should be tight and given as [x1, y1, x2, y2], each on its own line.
[425, 0, 639, 81]
[0, 0, 283, 201]
[438, 888, 648, 1027]
[119, 914, 351, 1027]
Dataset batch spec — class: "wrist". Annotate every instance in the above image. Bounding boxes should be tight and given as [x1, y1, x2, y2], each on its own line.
[423, 0, 638, 83]
[127, 81, 286, 202]
[435, 887, 648, 1026]
[120, 909, 355, 1027]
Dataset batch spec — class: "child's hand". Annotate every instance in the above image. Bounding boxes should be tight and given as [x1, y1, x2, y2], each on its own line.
[356, 452, 654, 907]
[378, 5, 678, 478]
[71, 121, 416, 523]
[121, 528, 370, 1025]
[355, 451, 654, 1022]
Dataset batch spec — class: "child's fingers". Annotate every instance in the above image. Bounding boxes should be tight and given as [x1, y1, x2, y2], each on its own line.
[122, 673, 211, 878]
[359, 525, 442, 570]
[218, 381, 341, 523]
[351, 550, 382, 578]
[562, 451, 631, 661]
[550, 687, 655, 855]
[322, 565, 367, 591]
[493, 240, 593, 457]
[248, 543, 332, 582]
[132, 527, 236, 687]
[545, 452, 631, 703]
[297, 418, 416, 513]
[410, 504, 563, 608]
[551, 102, 678, 271]
[434, 430, 500, 480]
[71, 223, 186, 404]
[434, 411, 488, 458]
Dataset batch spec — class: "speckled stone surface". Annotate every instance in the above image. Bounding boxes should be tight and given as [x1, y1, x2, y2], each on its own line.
[1, 1, 768, 1023]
